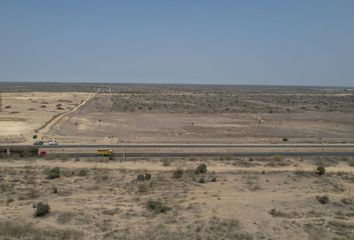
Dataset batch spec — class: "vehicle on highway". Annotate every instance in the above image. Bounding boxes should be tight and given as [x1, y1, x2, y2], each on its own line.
[38, 149, 46, 157]
[48, 140, 59, 145]
[33, 140, 44, 145]
[97, 149, 113, 157]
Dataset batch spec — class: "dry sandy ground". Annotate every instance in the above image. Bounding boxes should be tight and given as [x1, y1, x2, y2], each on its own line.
[0, 92, 91, 143]
[47, 91, 354, 144]
[49, 106, 354, 144]
[1, 157, 354, 239]
[1, 91, 354, 144]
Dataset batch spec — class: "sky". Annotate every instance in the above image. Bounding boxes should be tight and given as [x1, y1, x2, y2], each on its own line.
[0, 1, 354, 86]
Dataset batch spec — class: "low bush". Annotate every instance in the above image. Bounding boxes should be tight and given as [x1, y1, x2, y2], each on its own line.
[146, 199, 170, 214]
[47, 167, 60, 180]
[137, 173, 152, 181]
[138, 183, 149, 193]
[78, 169, 88, 176]
[137, 174, 145, 181]
[316, 166, 326, 176]
[195, 163, 207, 174]
[273, 156, 283, 162]
[172, 169, 183, 179]
[269, 208, 288, 217]
[6, 198, 14, 206]
[144, 173, 151, 181]
[317, 195, 329, 204]
[162, 159, 171, 166]
[34, 202, 50, 217]
[198, 176, 205, 184]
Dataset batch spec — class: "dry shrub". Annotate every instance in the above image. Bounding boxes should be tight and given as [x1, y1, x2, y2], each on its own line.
[34, 202, 50, 217]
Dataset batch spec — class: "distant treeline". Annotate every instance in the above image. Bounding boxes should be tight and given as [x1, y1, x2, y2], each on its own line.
[0, 82, 349, 93]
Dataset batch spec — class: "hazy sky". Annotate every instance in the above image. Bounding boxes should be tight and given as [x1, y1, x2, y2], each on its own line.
[1, 1, 354, 86]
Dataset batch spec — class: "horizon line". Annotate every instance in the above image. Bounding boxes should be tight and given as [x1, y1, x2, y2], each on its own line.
[0, 81, 353, 89]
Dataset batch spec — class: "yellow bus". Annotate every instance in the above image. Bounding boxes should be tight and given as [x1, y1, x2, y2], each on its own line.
[97, 149, 113, 157]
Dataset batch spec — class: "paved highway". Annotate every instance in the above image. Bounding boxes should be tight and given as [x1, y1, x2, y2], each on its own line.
[47, 151, 354, 158]
[1, 143, 354, 148]
[2, 143, 353, 158]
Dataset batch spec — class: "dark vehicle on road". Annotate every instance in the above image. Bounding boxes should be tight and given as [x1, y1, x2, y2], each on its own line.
[33, 140, 44, 145]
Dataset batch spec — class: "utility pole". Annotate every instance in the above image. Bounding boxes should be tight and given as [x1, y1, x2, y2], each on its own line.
[123, 141, 125, 162]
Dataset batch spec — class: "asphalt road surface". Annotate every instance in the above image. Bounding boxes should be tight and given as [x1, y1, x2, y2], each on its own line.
[2, 143, 353, 158]
[46, 151, 354, 158]
[1, 143, 354, 149]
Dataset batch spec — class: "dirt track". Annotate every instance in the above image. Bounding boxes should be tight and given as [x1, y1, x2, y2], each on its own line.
[0, 92, 92, 143]
[36, 93, 96, 137]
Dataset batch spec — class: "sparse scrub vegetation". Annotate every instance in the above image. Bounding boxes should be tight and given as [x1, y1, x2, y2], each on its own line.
[52, 186, 58, 194]
[144, 173, 151, 180]
[0, 156, 353, 239]
[6, 197, 14, 205]
[269, 208, 288, 217]
[195, 163, 207, 174]
[198, 176, 205, 183]
[57, 212, 75, 224]
[0, 221, 82, 240]
[316, 166, 326, 176]
[172, 169, 184, 179]
[340, 198, 353, 205]
[26, 188, 40, 199]
[266, 156, 291, 167]
[162, 158, 171, 166]
[316, 195, 329, 204]
[109, 218, 252, 240]
[137, 173, 151, 181]
[137, 183, 149, 193]
[110, 92, 296, 114]
[78, 169, 88, 176]
[34, 202, 50, 217]
[146, 199, 171, 214]
[47, 167, 60, 179]
[137, 174, 145, 181]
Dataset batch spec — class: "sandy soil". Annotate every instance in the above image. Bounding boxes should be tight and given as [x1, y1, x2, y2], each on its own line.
[0, 118, 27, 135]
[0, 92, 92, 143]
[1, 157, 354, 239]
[42, 90, 354, 144]
[49, 110, 354, 144]
[1, 88, 353, 144]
